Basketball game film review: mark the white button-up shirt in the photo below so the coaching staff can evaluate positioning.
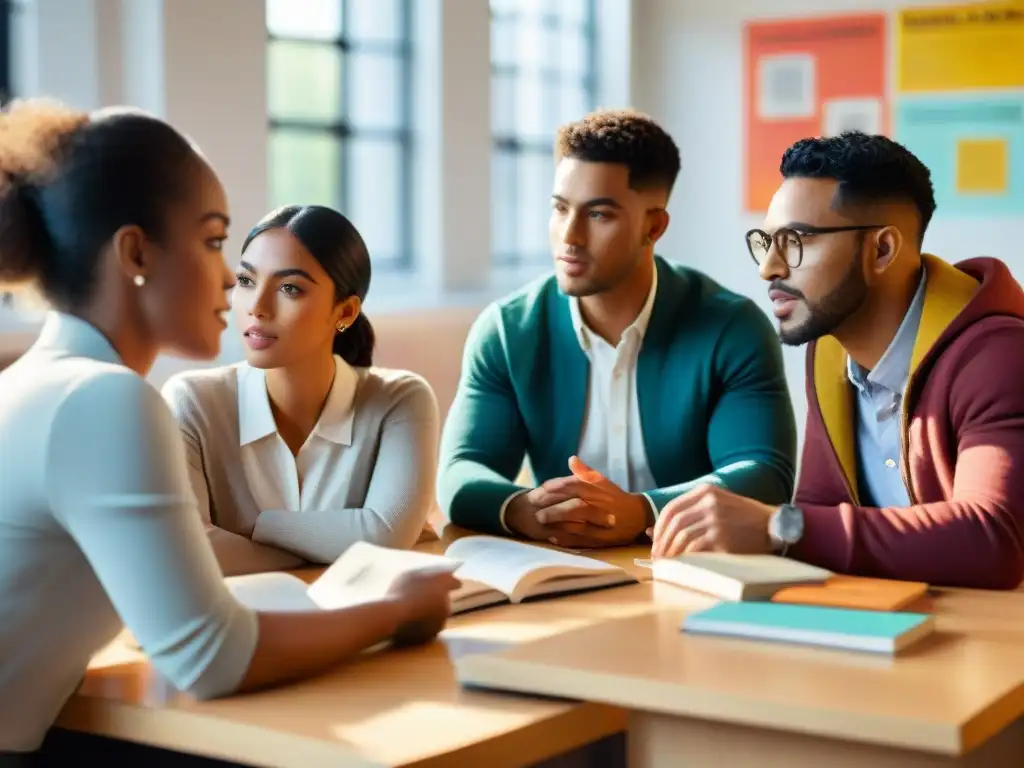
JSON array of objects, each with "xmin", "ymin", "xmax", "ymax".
[
  {"xmin": 239, "ymin": 358, "xmax": 360, "ymax": 513},
  {"xmin": 499, "ymin": 269, "xmax": 660, "ymax": 530},
  {"xmin": 570, "ymin": 268, "xmax": 659, "ymax": 494}
]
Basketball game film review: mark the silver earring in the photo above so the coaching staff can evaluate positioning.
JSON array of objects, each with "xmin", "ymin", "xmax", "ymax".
[
  {"xmin": 133, "ymin": 275, "xmax": 146, "ymax": 287},
  {"xmin": 336, "ymin": 322, "xmax": 348, "ymax": 333}
]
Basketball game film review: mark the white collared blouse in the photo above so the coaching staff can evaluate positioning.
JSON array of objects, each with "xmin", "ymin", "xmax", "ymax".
[{"xmin": 162, "ymin": 357, "xmax": 440, "ymax": 575}]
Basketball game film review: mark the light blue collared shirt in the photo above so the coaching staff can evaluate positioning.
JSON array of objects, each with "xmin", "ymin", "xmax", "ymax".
[
  {"xmin": 847, "ymin": 270, "xmax": 927, "ymax": 508},
  {"xmin": 0, "ymin": 312, "xmax": 258, "ymax": 751}
]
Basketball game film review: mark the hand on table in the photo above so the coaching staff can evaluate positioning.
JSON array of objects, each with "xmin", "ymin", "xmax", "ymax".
[
  {"xmin": 386, "ymin": 568, "xmax": 462, "ymax": 647},
  {"xmin": 648, "ymin": 483, "xmax": 775, "ymax": 559},
  {"xmin": 505, "ymin": 456, "xmax": 651, "ymax": 548}
]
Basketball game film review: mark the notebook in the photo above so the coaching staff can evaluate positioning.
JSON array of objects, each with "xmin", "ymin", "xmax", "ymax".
[
  {"xmin": 224, "ymin": 537, "xmax": 639, "ymax": 615},
  {"xmin": 682, "ymin": 601, "xmax": 935, "ymax": 654},
  {"xmin": 645, "ymin": 552, "xmax": 832, "ymax": 601},
  {"xmin": 771, "ymin": 575, "xmax": 929, "ymax": 612}
]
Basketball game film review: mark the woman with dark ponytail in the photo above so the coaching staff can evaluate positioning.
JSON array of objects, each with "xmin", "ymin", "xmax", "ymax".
[
  {"xmin": 0, "ymin": 103, "xmax": 458, "ymax": 762},
  {"xmin": 162, "ymin": 205, "xmax": 442, "ymax": 576}
]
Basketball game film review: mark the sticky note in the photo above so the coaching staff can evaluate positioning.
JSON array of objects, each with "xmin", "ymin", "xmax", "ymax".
[{"xmin": 956, "ymin": 138, "xmax": 1009, "ymax": 194}]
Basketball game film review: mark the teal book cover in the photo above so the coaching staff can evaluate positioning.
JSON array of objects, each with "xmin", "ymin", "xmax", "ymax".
[{"xmin": 683, "ymin": 601, "xmax": 934, "ymax": 653}]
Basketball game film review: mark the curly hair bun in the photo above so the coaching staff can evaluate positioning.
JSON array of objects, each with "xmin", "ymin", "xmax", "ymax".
[{"xmin": 0, "ymin": 98, "xmax": 88, "ymax": 287}]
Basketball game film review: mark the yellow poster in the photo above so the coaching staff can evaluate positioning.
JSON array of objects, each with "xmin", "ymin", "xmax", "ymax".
[{"xmin": 897, "ymin": 1, "xmax": 1024, "ymax": 92}]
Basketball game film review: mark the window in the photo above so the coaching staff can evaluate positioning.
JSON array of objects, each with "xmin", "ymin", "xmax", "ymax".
[
  {"xmin": 1, "ymin": 0, "xmax": 12, "ymax": 309},
  {"xmin": 0, "ymin": 0, "xmax": 10, "ymax": 102},
  {"xmin": 490, "ymin": 0, "xmax": 598, "ymax": 267},
  {"xmin": 266, "ymin": 0, "xmax": 414, "ymax": 271}
]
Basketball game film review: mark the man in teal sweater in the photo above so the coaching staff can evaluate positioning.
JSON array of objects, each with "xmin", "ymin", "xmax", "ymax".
[{"xmin": 438, "ymin": 109, "xmax": 797, "ymax": 548}]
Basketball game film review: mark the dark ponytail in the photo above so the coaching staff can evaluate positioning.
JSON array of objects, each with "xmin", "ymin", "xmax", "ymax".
[
  {"xmin": 333, "ymin": 311, "xmax": 375, "ymax": 367},
  {"xmin": 243, "ymin": 204, "xmax": 376, "ymax": 367}
]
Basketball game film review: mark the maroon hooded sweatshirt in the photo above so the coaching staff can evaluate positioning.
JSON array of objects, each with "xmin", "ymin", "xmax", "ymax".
[{"xmin": 792, "ymin": 254, "xmax": 1024, "ymax": 590}]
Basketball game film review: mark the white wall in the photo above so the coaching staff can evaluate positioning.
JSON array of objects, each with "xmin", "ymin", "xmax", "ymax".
[{"xmin": 631, "ymin": 0, "xmax": 1023, "ymax": 437}]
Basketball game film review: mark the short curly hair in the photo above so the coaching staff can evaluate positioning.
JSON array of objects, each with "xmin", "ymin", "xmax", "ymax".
[
  {"xmin": 555, "ymin": 109, "xmax": 681, "ymax": 194},
  {"xmin": 780, "ymin": 132, "xmax": 936, "ymax": 242}
]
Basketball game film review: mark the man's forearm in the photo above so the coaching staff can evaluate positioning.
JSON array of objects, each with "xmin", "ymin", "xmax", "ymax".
[
  {"xmin": 792, "ymin": 500, "xmax": 1024, "ymax": 590},
  {"xmin": 646, "ymin": 460, "xmax": 792, "ymax": 514}
]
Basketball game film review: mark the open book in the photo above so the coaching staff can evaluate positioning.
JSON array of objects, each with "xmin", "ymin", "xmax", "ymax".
[
  {"xmin": 224, "ymin": 536, "xmax": 638, "ymax": 615},
  {"xmin": 445, "ymin": 536, "xmax": 638, "ymax": 611}
]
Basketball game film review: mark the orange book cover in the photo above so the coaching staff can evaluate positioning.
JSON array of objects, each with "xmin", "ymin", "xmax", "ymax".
[{"xmin": 770, "ymin": 575, "xmax": 929, "ymax": 612}]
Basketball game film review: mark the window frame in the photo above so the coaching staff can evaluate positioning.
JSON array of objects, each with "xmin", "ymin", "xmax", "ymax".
[
  {"xmin": 1, "ymin": 0, "xmax": 12, "ymax": 309},
  {"xmin": 266, "ymin": 0, "xmax": 416, "ymax": 272},
  {"xmin": 0, "ymin": 0, "xmax": 9, "ymax": 101},
  {"xmin": 490, "ymin": 0, "xmax": 599, "ymax": 267}
]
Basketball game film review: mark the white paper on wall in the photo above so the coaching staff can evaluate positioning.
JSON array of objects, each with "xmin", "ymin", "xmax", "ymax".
[
  {"xmin": 757, "ymin": 52, "xmax": 816, "ymax": 121},
  {"xmin": 823, "ymin": 97, "xmax": 883, "ymax": 137}
]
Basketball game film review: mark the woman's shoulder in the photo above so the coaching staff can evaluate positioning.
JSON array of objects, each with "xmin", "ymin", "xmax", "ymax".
[
  {"xmin": 357, "ymin": 366, "xmax": 438, "ymax": 417},
  {"xmin": 160, "ymin": 363, "xmax": 245, "ymax": 419},
  {"xmin": 59, "ymin": 360, "xmax": 161, "ymax": 410},
  {"xmin": 48, "ymin": 362, "xmax": 176, "ymax": 442}
]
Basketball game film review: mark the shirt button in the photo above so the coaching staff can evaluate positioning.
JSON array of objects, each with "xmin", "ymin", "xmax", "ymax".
[
  {"xmin": 614, "ymin": 424, "xmax": 624, "ymax": 433},
  {"xmin": 884, "ymin": 458, "xmax": 897, "ymax": 469}
]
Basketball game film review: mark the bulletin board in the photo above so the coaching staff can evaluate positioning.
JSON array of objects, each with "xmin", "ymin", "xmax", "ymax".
[
  {"xmin": 894, "ymin": 2, "xmax": 1024, "ymax": 216},
  {"xmin": 742, "ymin": 13, "xmax": 888, "ymax": 212},
  {"xmin": 742, "ymin": 2, "xmax": 1024, "ymax": 215}
]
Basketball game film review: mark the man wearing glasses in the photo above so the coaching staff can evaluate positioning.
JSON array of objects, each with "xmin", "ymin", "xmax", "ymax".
[
  {"xmin": 438, "ymin": 109, "xmax": 797, "ymax": 549},
  {"xmin": 651, "ymin": 131, "xmax": 1024, "ymax": 590}
]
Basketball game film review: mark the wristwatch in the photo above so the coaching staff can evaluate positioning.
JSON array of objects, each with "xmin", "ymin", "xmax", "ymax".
[{"xmin": 768, "ymin": 503, "xmax": 804, "ymax": 555}]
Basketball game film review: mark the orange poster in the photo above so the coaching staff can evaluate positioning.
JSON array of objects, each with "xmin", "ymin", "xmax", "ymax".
[{"xmin": 744, "ymin": 14, "xmax": 888, "ymax": 212}]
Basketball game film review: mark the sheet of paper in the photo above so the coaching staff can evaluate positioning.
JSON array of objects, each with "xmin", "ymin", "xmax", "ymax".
[
  {"xmin": 225, "ymin": 572, "xmax": 318, "ymax": 612},
  {"xmin": 307, "ymin": 541, "xmax": 461, "ymax": 610}
]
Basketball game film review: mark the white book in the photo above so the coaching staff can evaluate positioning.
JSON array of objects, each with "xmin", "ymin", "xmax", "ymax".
[
  {"xmin": 647, "ymin": 552, "xmax": 832, "ymax": 601},
  {"xmin": 225, "ymin": 537, "xmax": 638, "ymax": 614}
]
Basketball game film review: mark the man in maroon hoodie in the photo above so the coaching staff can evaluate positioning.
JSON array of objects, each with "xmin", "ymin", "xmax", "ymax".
[{"xmin": 649, "ymin": 131, "xmax": 1024, "ymax": 589}]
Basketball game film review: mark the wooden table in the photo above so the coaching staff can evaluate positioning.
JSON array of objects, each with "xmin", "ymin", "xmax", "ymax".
[
  {"xmin": 455, "ymin": 581, "xmax": 1024, "ymax": 767},
  {"xmin": 57, "ymin": 536, "xmax": 654, "ymax": 768}
]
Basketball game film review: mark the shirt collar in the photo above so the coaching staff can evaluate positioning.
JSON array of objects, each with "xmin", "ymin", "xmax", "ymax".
[
  {"xmin": 847, "ymin": 268, "xmax": 928, "ymax": 395},
  {"xmin": 238, "ymin": 356, "xmax": 359, "ymax": 447},
  {"xmin": 34, "ymin": 311, "xmax": 124, "ymax": 366},
  {"xmin": 569, "ymin": 265, "xmax": 659, "ymax": 353}
]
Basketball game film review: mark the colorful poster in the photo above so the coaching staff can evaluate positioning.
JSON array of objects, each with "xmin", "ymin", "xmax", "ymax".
[
  {"xmin": 744, "ymin": 14, "xmax": 888, "ymax": 212},
  {"xmin": 895, "ymin": 95, "xmax": 1024, "ymax": 215},
  {"xmin": 894, "ymin": 1, "xmax": 1023, "ymax": 215},
  {"xmin": 896, "ymin": 2, "xmax": 1024, "ymax": 93}
]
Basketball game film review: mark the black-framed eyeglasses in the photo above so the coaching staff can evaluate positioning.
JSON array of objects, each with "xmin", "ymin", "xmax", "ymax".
[{"xmin": 745, "ymin": 224, "xmax": 885, "ymax": 268}]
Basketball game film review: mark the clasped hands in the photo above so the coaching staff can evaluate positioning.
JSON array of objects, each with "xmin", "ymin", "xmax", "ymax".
[
  {"xmin": 504, "ymin": 456, "xmax": 651, "ymax": 548},
  {"xmin": 506, "ymin": 457, "xmax": 777, "ymax": 557}
]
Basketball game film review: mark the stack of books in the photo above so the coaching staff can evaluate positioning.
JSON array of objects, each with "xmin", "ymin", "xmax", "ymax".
[{"xmin": 644, "ymin": 553, "xmax": 934, "ymax": 655}]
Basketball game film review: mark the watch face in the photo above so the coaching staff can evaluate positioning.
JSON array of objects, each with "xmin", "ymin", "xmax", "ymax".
[{"xmin": 779, "ymin": 505, "xmax": 803, "ymax": 543}]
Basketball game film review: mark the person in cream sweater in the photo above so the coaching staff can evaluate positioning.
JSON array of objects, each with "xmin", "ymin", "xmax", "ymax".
[{"xmin": 163, "ymin": 205, "xmax": 441, "ymax": 576}]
